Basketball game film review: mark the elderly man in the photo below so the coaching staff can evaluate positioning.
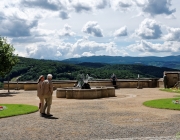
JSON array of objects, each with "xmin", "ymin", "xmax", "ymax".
[{"xmin": 42, "ymin": 74, "xmax": 53, "ymax": 117}]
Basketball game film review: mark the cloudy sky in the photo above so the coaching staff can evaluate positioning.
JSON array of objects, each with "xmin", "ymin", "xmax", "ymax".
[{"xmin": 1, "ymin": 0, "xmax": 180, "ymax": 60}]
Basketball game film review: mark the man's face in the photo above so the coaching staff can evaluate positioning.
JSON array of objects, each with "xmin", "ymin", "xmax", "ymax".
[{"xmin": 48, "ymin": 77, "xmax": 52, "ymax": 80}]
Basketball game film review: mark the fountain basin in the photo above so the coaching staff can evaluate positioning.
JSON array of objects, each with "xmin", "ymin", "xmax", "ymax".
[{"xmin": 56, "ymin": 87, "xmax": 115, "ymax": 99}]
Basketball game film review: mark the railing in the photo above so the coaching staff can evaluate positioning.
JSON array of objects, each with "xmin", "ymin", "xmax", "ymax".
[{"xmin": 2, "ymin": 78, "xmax": 160, "ymax": 90}]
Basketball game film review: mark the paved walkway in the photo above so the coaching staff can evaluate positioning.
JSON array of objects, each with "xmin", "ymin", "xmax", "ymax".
[{"xmin": 0, "ymin": 88, "xmax": 180, "ymax": 140}]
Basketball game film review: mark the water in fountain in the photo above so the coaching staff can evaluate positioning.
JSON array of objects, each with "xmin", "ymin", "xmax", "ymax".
[{"xmin": 76, "ymin": 74, "xmax": 94, "ymax": 89}]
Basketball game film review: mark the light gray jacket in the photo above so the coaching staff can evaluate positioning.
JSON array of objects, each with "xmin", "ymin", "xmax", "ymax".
[{"xmin": 42, "ymin": 79, "xmax": 53, "ymax": 97}]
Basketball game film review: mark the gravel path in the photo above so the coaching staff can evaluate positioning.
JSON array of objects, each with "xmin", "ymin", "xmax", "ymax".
[{"xmin": 0, "ymin": 88, "xmax": 180, "ymax": 140}]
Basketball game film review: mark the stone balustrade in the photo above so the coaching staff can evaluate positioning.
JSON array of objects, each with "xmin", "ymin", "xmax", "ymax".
[{"xmin": 3, "ymin": 78, "xmax": 160, "ymax": 90}]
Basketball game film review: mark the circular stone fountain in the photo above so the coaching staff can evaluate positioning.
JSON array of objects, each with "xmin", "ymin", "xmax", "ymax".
[
  {"xmin": 56, "ymin": 74, "xmax": 115, "ymax": 99},
  {"xmin": 56, "ymin": 86, "xmax": 115, "ymax": 99}
]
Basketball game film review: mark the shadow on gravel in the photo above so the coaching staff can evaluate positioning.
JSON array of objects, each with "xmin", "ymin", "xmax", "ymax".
[
  {"xmin": 73, "ymin": 96, "xmax": 118, "ymax": 101},
  {"xmin": 43, "ymin": 116, "xmax": 59, "ymax": 119},
  {"xmin": 0, "ymin": 92, "xmax": 20, "ymax": 97}
]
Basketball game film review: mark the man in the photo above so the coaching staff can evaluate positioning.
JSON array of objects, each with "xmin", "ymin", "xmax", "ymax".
[
  {"xmin": 111, "ymin": 73, "xmax": 117, "ymax": 86},
  {"xmin": 42, "ymin": 74, "xmax": 53, "ymax": 117},
  {"xmin": 163, "ymin": 73, "xmax": 168, "ymax": 88}
]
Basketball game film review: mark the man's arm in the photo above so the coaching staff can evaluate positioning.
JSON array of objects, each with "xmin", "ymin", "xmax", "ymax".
[{"xmin": 50, "ymin": 81, "xmax": 53, "ymax": 95}]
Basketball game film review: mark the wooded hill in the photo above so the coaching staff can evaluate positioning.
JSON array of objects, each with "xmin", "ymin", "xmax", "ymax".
[
  {"xmin": 0, "ymin": 56, "xmax": 179, "ymax": 87},
  {"xmin": 62, "ymin": 55, "xmax": 180, "ymax": 69}
]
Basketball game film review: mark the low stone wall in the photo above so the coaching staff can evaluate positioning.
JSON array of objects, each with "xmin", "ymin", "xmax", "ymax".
[
  {"xmin": 53, "ymin": 81, "xmax": 75, "ymax": 88},
  {"xmin": 56, "ymin": 87, "xmax": 115, "ymax": 99},
  {"xmin": 158, "ymin": 78, "xmax": 164, "ymax": 88},
  {"xmin": 3, "ymin": 82, "xmax": 24, "ymax": 90},
  {"xmin": 116, "ymin": 79, "xmax": 157, "ymax": 88},
  {"xmin": 3, "ymin": 78, "xmax": 160, "ymax": 90},
  {"xmin": 24, "ymin": 82, "xmax": 37, "ymax": 90}
]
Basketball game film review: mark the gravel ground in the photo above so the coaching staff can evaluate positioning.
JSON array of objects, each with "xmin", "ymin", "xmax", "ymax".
[{"xmin": 0, "ymin": 88, "xmax": 180, "ymax": 140}]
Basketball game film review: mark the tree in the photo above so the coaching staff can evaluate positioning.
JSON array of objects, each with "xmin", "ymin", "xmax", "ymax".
[{"xmin": 0, "ymin": 36, "xmax": 18, "ymax": 92}]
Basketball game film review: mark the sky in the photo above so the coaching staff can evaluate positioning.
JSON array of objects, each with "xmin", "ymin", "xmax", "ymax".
[{"xmin": 0, "ymin": 0, "xmax": 180, "ymax": 60}]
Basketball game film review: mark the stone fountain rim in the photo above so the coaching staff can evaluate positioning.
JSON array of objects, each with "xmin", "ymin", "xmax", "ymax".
[{"xmin": 56, "ymin": 86, "xmax": 115, "ymax": 91}]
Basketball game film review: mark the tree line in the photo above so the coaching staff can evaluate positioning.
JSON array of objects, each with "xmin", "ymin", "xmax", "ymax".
[{"xmin": 0, "ymin": 56, "xmax": 178, "ymax": 86}]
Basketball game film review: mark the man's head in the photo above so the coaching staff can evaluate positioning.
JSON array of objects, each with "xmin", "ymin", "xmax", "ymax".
[{"xmin": 47, "ymin": 74, "xmax": 53, "ymax": 80}]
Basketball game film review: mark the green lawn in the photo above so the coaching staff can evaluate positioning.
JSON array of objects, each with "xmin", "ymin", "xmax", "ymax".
[
  {"xmin": 143, "ymin": 98, "xmax": 180, "ymax": 110},
  {"xmin": 160, "ymin": 88, "xmax": 180, "ymax": 93},
  {"xmin": 0, "ymin": 104, "xmax": 38, "ymax": 118}
]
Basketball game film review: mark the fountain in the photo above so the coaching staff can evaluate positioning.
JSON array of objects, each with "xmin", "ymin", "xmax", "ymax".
[
  {"xmin": 56, "ymin": 74, "xmax": 115, "ymax": 99},
  {"xmin": 76, "ymin": 74, "xmax": 92, "ymax": 89}
]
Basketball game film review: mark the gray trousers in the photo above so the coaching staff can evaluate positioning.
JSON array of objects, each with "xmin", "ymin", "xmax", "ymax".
[{"xmin": 43, "ymin": 95, "xmax": 52, "ymax": 114}]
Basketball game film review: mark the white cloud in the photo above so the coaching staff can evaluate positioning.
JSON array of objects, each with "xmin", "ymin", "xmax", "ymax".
[
  {"xmin": 105, "ymin": 42, "xmax": 128, "ymax": 56},
  {"xmin": 135, "ymin": 18, "xmax": 162, "ymax": 39},
  {"xmin": 95, "ymin": 0, "xmax": 108, "ymax": 9},
  {"xmin": 72, "ymin": 38, "xmax": 128, "ymax": 56},
  {"xmin": 21, "ymin": 0, "xmax": 63, "ymax": 11},
  {"xmin": 58, "ymin": 24, "xmax": 76, "ymax": 37},
  {"xmin": 82, "ymin": 52, "xmax": 95, "ymax": 57},
  {"xmin": 71, "ymin": 0, "xmax": 93, "ymax": 13},
  {"xmin": 59, "ymin": 11, "xmax": 70, "ymax": 19},
  {"xmin": 110, "ymin": 0, "xmax": 133, "ymax": 11},
  {"xmin": 164, "ymin": 27, "xmax": 180, "ymax": 42},
  {"xmin": 55, "ymin": 51, "xmax": 62, "ymax": 57},
  {"xmin": 127, "ymin": 40, "xmax": 180, "ymax": 53},
  {"xmin": 25, "ymin": 44, "xmax": 39, "ymax": 57},
  {"xmin": 24, "ymin": 42, "xmax": 67, "ymax": 60},
  {"xmin": 138, "ymin": 52, "xmax": 153, "ymax": 56},
  {"xmin": 133, "ymin": 0, "xmax": 147, "ymax": 7},
  {"xmin": 73, "ymin": 38, "xmax": 107, "ymax": 55},
  {"xmin": 0, "ymin": 0, "xmax": 180, "ymax": 59},
  {"xmin": 11, "ymin": 37, "xmax": 46, "ymax": 43},
  {"xmin": 114, "ymin": 26, "xmax": 127, "ymax": 37},
  {"xmin": 25, "ymin": 38, "xmax": 127, "ymax": 60},
  {"xmin": 82, "ymin": 21, "xmax": 103, "ymax": 37},
  {"xmin": 141, "ymin": 0, "xmax": 176, "ymax": 16},
  {"xmin": 69, "ymin": 0, "xmax": 108, "ymax": 12},
  {"xmin": 0, "ymin": 16, "xmax": 38, "ymax": 37},
  {"xmin": 32, "ymin": 28, "xmax": 54, "ymax": 36}
]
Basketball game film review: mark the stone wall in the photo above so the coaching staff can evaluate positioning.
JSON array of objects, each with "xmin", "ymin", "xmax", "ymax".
[
  {"xmin": 163, "ymin": 71, "xmax": 180, "ymax": 88},
  {"xmin": 3, "ymin": 82, "xmax": 24, "ymax": 90},
  {"xmin": 3, "ymin": 78, "xmax": 160, "ymax": 90},
  {"xmin": 158, "ymin": 78, "xmax": 164, "ymax": 88},
  {"xmin": 3, "ymin": 71, "xmax": 180, "ymax": 90}
]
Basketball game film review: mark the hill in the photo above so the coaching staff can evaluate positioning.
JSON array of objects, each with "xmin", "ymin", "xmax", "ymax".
[
  {"xmin": 62, "ymin": 55, "xmax": 180, "ymax": 69},
  {"xmin": 0, "ymin": 56, "xmax": 179, "ymax": 88}
]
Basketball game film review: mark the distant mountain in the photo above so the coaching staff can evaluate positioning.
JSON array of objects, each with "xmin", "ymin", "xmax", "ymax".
[
  {"xmin": 62, "ymin": 55, "xmax": 180, "ymax": 69},
  {"xmin": 77, "ymin": 62, "xmax": 107, "ymax": 68},
  {"xmin": 0, "ymin": 56, "xmax": 178, "ymax": 85}
]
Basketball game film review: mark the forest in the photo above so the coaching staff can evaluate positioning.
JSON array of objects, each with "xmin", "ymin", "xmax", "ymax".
[
  {"xmin": 63, "ymin": 55, "xmax": 180, "ymax": 69},
  {"xmin": 0, "ymin": 56, "xmax": 178, "ymax": 88}
]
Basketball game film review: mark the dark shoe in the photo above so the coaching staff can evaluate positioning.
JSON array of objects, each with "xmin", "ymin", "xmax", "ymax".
[
  {"xmin": 40, "ymin": 113, "xmax": 46, "ymax": 117},
  {"xmin": 46, "ymin": 114, "xmax": 53, "ymax": 117}
]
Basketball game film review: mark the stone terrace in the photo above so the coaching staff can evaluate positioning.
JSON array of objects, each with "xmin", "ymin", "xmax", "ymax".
[{"xmin": 0, "ymin": 88, "xmax": 180, "ymax": 140}]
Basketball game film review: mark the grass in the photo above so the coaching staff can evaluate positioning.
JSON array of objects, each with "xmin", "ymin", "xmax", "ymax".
[
  {"xmin": 0, "ymin": 104, "xmax": 38, "ymax": 118},
  {"xmin": 160, "ymin": 88, "xmax": 180, "ymax": 93},
  {"xmin": 143, "ymin": 98, "xmax": 180, "ymax": 110}
]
